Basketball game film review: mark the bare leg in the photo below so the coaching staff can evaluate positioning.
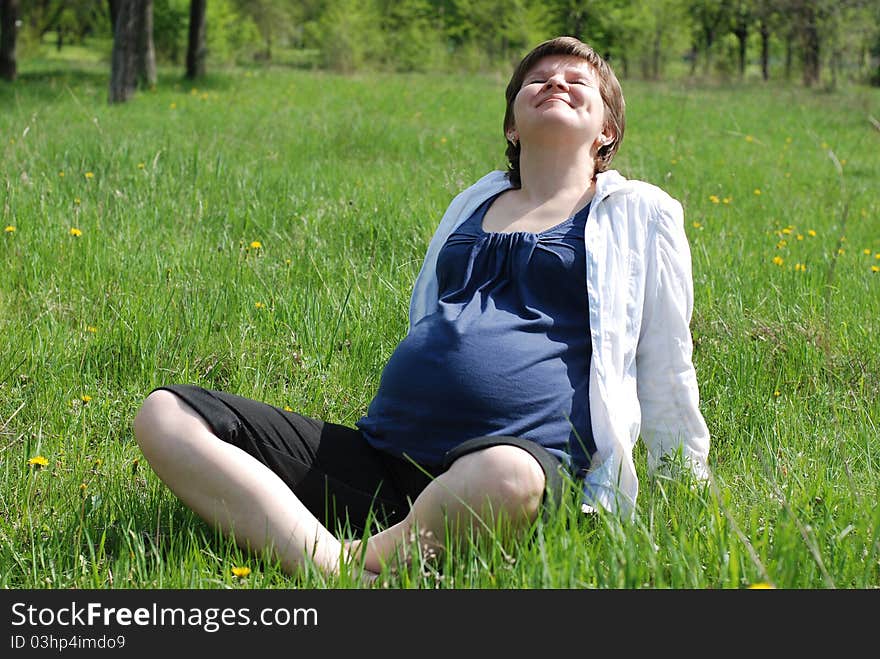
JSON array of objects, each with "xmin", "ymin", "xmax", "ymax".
[
  {"xmin": 347, "ymin": 445, "xmax": 546, "ymax": 574},
  {"xmin": 133, "ymin": 390, "xmax": 356, "ymax": 576}
]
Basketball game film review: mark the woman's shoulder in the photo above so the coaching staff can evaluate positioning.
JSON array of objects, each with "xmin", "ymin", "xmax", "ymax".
[
  {"xmin": 599, "ymin": 171, "xmax": 683, "ymax": 225},
  {"xmin": 599, "ymin": 170, "xmax": 678, "ymax": 206}
]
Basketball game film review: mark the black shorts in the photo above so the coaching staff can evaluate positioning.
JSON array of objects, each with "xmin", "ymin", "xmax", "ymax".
[{"xmin": 154, "ymin": 384, "xmax": 566, "ymax": 536}]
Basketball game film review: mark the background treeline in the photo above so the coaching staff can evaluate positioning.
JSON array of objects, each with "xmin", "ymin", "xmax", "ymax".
[{"xmin": 2, "ymin": 0, "xmax": 880, "ymax": 90}]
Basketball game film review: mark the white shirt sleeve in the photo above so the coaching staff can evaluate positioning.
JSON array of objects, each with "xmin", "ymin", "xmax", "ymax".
[{"xmin": 635, "ymin": 195, "xmax": 711, "ymax": 480}]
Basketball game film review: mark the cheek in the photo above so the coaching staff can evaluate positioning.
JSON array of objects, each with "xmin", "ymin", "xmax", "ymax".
[{"xmin": 511, "ymin": 89, "xmax": 534, "ymax": 124}]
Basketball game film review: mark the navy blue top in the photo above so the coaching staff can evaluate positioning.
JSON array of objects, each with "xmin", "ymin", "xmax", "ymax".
[{"xmin": 357, "ymin": 192, "xmax": 595, "ymax": 474}]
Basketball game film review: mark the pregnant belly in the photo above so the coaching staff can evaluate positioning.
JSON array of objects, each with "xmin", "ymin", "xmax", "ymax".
[{"xmin": 374, "ymin": 313, "xmax": 572, "ymax": 422}]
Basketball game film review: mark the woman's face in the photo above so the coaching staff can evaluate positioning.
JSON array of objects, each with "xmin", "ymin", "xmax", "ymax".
[{"xmin": 510, "ymin": 55, "xmax": 608, "ymax": 150}]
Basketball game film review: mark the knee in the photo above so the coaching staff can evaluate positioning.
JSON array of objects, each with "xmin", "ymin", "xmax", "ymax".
[
  {"xmin": 132, "ymin": 389, "xmax": 181, "ymax": 453},
  {"xmin": 454, "ymin": 445, "xmax": 546, "ymax": 519}
]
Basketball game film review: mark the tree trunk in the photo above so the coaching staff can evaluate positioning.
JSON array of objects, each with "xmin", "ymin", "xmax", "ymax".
[
  {"xmin": 802, "ymin": 11, "xmax": 820, "ymax": 87},
  {"xmin": 760, "ymin": 21, "xmax": 770, "ymax": 81},
  {"xmin": 139, "ymin": 0, "xmax": 156, "ymax": 86},
  {"xmin": 108, "ymin": 0, "xmax": 121, "ymax": 36},
  {"xmin": 734, "ymin": 27, "xmax": 748, "ymax": 77},
  {"xmin": 784, "ymin": 31, "xmax": 793, "ymax": 80},
  {"xmin": 0, "ymin": 0, "xmax": 19, "ymax": 82},
  {"xmin": 702, "ymin": 27, "xmax": 715, "ymax": 75},
  {"xmin": 186, "ymin": 0, "xmax": 207, "ymax": 79},
  {"xmin": 109, "ymin": 0, "xmax": 156, "ymax": 103}
]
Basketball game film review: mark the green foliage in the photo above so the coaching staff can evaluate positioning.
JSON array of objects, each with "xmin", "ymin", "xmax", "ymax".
[
  {"xmin": 304, "ymin": 0, "xmax": 385, "ymax": 72},
  {"xmin": 1, "ymin": 62, "xmax": 878, "ymax": 588},
  {"xmin": 7, "ymin": 0, "xmax": 880, "ymax": 83},
  {"xmin": 206, "ymin": 0, "xmax": 262, "ymax": 64},
  {"xmin": 152, "ymin": 0, "xmax": 190, "ymax": 65},
  {"xmin": 376, "ymin": 0, "xmax": 449, "ymax": 73}
]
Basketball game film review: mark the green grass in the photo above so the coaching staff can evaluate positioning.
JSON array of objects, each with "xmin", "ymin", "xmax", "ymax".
[{"xmin": 1, "ymin": 62, "xmax": 879, "ymax": 589}]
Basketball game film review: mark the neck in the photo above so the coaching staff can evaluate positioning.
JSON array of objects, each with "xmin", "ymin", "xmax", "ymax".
[{"xmin": 517, "ymin": 143, "xmax": 597, "ymax": 205}]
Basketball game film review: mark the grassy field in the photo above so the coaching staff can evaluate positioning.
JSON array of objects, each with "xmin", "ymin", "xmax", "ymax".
[{"xmin": 1, "ymin": 60, "xmax": 878, "ymax": 589}]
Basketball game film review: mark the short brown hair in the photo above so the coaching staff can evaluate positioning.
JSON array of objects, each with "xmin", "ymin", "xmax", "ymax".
[{"xmin": 503, "ymin": 36, "xmax": 626, "ymax": 188}]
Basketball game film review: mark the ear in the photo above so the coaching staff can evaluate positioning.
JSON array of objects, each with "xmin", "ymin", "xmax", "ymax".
[{"xmin": 506, "ymin": 129, "xmax": 519, "ymax": 146}]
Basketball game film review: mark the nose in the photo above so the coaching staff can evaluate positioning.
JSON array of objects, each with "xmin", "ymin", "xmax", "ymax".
[{"xmin": 544, "ymin": 74, "xmax": 569, "ymax": 90}]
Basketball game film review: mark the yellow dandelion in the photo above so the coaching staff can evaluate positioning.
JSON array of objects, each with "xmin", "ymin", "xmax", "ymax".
[
  {"xmin": 285, "ymin": 259, "xmax": 292, "ymax": 266},
  {"xmin": 138, "ymin": 163, "xmax": 145, "ymax": 169},
  {"xmin": 745, "ymin": 135, "xmax": 754, "ymax": 142},
  {"xmin": 781, "ymin": 228, "xmax": 792, "ymax": 235},
  {"xmin": 875, "ymin": 254, "xmax": 880, "ymax": 260},
  {"xmin": 807, "ymin": 230, "xmax": 816, "ymax": 237},
  {"xmin": 59, "ymin": 171, "xmax": 65, "ymax": 178},
  {"xmin": 753, "ymin": 188, "xmax": 762, "ymax": 196},
  {"xmin": 692, "ymin": 221, "xmax": 702, "ymax": 229},
  {"xmin": 772, "ymin": 256, "xmax": 784, "ymax": 266},
  {"xmin": 86, "ymin": 325, "xmax": 97, "ymax": 333},
  {"xmin": 169, "ymin": 102, "xmax": 177, "ymax": 110},
  {"xmin": 864, "ymin": 249, "xmax": 872, "ymax": 255},
  {"xmin": 250, "ymin": 240, "xmax": 262, "ymax": 249},
  {"xmin": 748, "ymin": 582, "xmax": 776, "ymax": 589},
  {"xmin": 708, "ymin": 194, "xmax": 720, "ymax": 204},
  {"xmin": 254, "ymin": 302, "xmax": 265, "ymax": 309},
  {"xmin": 785, "ymin": 137, "xmax": 792, "ymax": 143},
  {"xmin": 722, "ymin": 197, "xmax": 732, "ymax": 204},
  {"xmin": 231, "ymin": 566, "xmax": 251, "ymax": 578},
  {"xmin": 670, "ymin": 159, "xmax": 678, "ymax": 165},
  {"xmin": 79, "ymin": 483, "xmax": 88, "ymax": 495},
  {"xmin": 821, "ymin": 142, "xmax": 829, "ymax": 149},
  {"xmin": 74, "ymin": 197, "xmax": 81, "ymax": 205},
  {"xmin": 69, "ymin": 227, "xmax": 82, "ymax": 237},
  {"xmin": 4, "ymin": 225, "xmax": 15, "ymax": 233},
  {"xmin": 93, "ymin": 458, "xmax": 102, "ymax": 467},
  {"xmin": 796, "ymin": 234, "xmax": 804, "ymax": 241},
  {"xmin": 283, "ymin": 406, "xmax": 293, "ymax": 412},
  {"xmin": 838, "ymin": 248, "xmax": 845, "ymax": 255},
  {"xmin": 81, "ymin": 395, "xmax": 92, "ymax": 403},
  {"xmin": 776, "ymin": 240, "xmax": 787, "ymax": 249},
  {"xmin": 28, "ymin": 455, "xmax": 49, "ymax": 468},
  {"xmin": 84, "ymin": 172, "xmax": 94, "ymax": 180},
  {"xmin": 773, "ymin": 390, "xmax": 781, "ymax": 398},
  {"xmin": 872, "ymin": 266, "xmax": 880, "ymax": 273},
  {"xmin": 795, "ymin": 263, "xmax": 806, "ymax": 272}
]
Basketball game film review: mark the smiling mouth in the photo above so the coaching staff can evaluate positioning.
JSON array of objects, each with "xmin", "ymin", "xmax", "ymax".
[{"xmin": 539, "ymin": 97, "xmax": 571, "ymax": 107}]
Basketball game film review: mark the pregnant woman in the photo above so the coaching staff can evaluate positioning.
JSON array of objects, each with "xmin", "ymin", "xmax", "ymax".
[{"xmin": 132, "ymin": 36, "xmax": 711, "ymax": 579}]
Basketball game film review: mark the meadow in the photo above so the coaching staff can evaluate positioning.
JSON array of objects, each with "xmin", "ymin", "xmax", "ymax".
[{"xmin": 1, "ymin": 61, "xmax": 878, "ymax": 589}]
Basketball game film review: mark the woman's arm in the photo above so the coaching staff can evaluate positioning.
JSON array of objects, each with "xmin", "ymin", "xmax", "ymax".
[{"xmin": 635, "ymin": 195, "xmax": 711, "ymax": 480}]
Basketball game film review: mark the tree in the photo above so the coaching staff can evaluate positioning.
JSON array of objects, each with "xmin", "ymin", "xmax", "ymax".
[
  {"xmin": 233, "ymin": 0, "xmax": 295, "ymax": 61},
  {"xmin": 730, "ymin": 0, "xmax": 754, "ymax": 78},
  {"xmin": 109, "ymin": 0, "xmax": 156, "ymax": 103},
  {"xmin": 0, "ymin": 0, "xmax": 19, "ymax": 81},
  {"xmin": 186, "ymin": 0, "xmax": 207, "ymax": 78},
  {"xmin": 686, "ymin": 0, "xmax": 730, "ymax": 76},
  {"xmin": 108, "ymin": 0, "xmax": 120, "ymax": 34}
]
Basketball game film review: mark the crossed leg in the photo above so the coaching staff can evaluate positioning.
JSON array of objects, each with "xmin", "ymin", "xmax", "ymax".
[{"xmin": 133, "ymin": 389, "xmax": 546, "ymax": 579}]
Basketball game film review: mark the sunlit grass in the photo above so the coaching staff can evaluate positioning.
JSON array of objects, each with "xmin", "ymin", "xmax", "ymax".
[{"xmin": 1, "ymin": 64, "xmax": 878, "ymax": 589}]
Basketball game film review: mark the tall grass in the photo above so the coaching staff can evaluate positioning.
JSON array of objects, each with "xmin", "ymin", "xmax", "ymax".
[{"xmin": 1, "ymin": 62, "xmax": 878, "ymax": 589}]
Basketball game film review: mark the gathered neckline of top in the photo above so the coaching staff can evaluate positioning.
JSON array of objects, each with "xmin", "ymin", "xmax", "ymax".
[{"xmin": 472, "ymin": 192, "xmax": 591, "ymax": 237}]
